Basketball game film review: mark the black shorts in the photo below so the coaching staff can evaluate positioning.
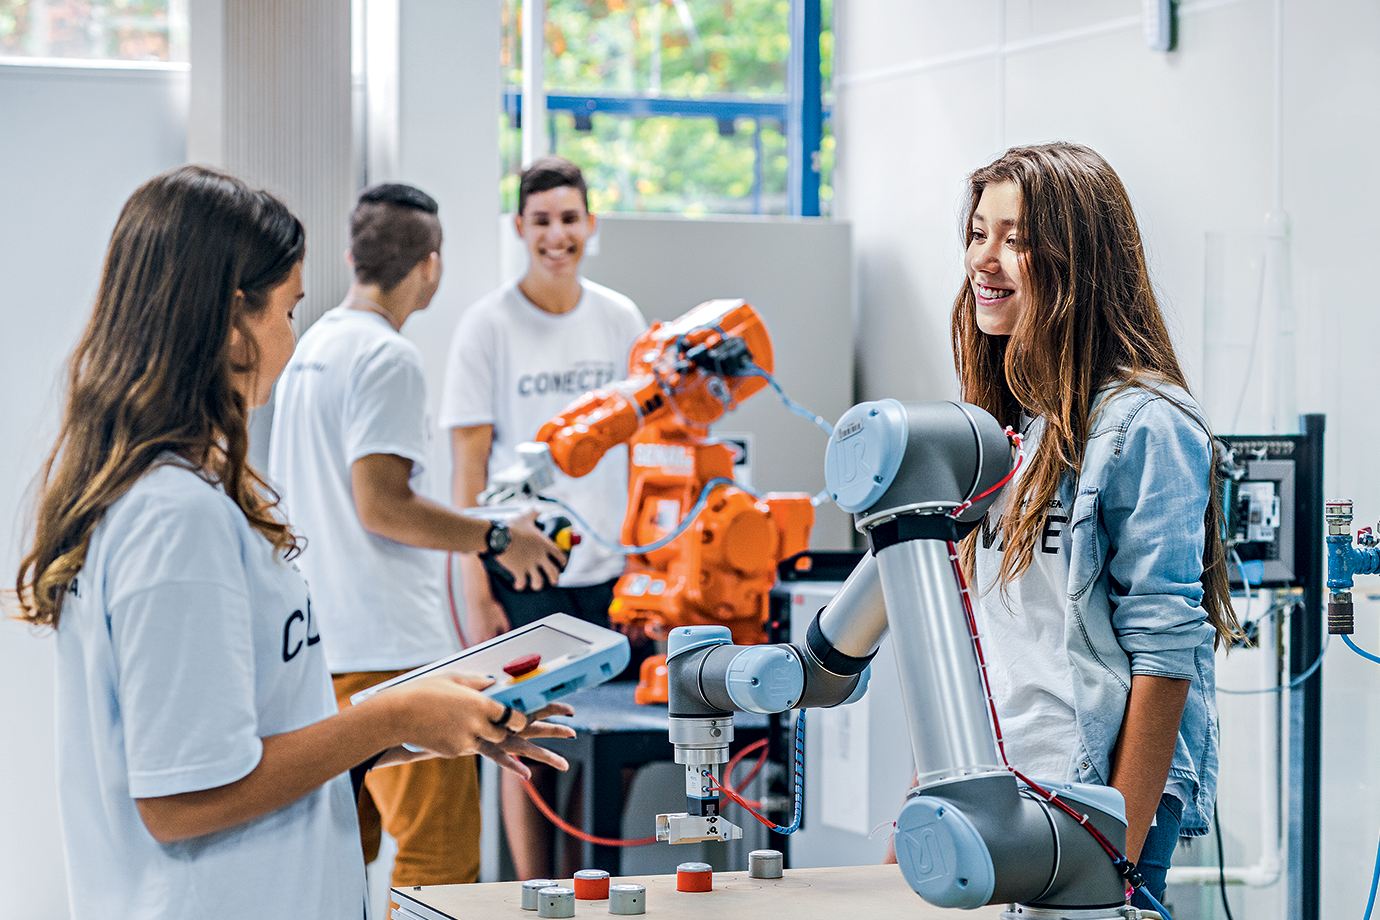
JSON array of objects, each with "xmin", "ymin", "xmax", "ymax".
[{"xmin": 486, "ymin": 573, "xmax": 618, "ymax": 630}]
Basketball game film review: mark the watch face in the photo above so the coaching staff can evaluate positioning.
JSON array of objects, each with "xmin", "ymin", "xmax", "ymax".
[{"xmin": 488, "ymin": 522, "xmax": 512, "ymax": 554}]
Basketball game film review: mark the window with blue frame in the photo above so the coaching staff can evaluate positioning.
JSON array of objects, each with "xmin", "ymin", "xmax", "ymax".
[{"xmin": 500, "ymin": 0, "xmax": 832, "ymax": 217}]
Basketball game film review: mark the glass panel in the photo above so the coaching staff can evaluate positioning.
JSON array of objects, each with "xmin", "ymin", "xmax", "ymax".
[
  {"xmin": 501, "ymin": 0, "xmax": 832, "ymax": 217},
  {"xmin": 0, "ymin": 0, "xmax": 188, "ymax": 64},
  {"xmin": 510, "ymin": 0, "xmax": 788, "ymax": 97}
]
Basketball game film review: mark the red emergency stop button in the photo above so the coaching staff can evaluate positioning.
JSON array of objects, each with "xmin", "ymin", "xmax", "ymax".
[{"xmin": 503, "ymin": 654, "xmax": 542, "ymax": 679}]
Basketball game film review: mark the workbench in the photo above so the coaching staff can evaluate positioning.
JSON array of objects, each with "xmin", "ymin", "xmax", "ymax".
[{"xmin": 391, "ymin": 864, "xmax": 1008, "ymax": 920}]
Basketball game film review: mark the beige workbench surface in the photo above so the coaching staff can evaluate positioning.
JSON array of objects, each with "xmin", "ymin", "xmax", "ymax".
[{"xmin": 391, "ymin": 864, "xmax": 1009, "ymax": 919}]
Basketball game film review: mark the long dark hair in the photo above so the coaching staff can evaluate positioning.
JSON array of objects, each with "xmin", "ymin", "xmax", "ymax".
[
  {"xmin": 17, "ymin": 166, "xmax": 305, "ymax": 627},
  {"xmin": 951, "ymin": 142, "xmax": 1238, "ymax": 649}
]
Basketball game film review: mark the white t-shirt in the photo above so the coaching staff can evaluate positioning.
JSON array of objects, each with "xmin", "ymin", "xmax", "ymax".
[
  {"xmin": 268, "ymin": 305, "xmax": 458, "ymax": 673},
  {"xmin": 972, "ymin": 416, "xmax": 1080, "ymax": 781},
  {"xmin": 55, "ymin": 462, "xmax": 364, "ymax": 920},
  {"xmin": 439, "ymin": 278, "xmax": 647, "ymax": 587}
]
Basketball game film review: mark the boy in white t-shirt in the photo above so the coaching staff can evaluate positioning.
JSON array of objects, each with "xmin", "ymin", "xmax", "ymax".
[
  {"xmin": 441, "ymin": 157, "xmax": 647, "ymax": 879},
  {"xmin": 269, "ymin": 184, "xmax": 567, "ymax": 889}
]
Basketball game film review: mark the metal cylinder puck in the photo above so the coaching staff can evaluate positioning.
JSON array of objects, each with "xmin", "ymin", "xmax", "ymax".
[
  {"xmin": 537, "ymin": 886, "xmax": 575, "ymax": 919},
  {"xmin": 521, "ymin": 879, "xmax": 557, "ymax": 910},
  {"xmin": 608, "ymin": 883, "xmax": 646, "ymax": 915},
  {"xmin": 573, "ymin": 868, "xmax": 611, "ymax": 900},
  {"xmin": 748, "ymin": 849, "xmax": 784, "ymax": 879},
  {"xmin": 676, "ymin": 861, "xmax": 714, "ymax": 892}
]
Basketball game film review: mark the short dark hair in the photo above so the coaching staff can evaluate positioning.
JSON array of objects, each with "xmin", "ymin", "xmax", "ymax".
[
  {"xmin": 350, "ymin": 183, "xmax": 442, "ymax": 291},
  {"xmin": 518, "ymin": 156, "xmax": 589, "ymax": 216}
]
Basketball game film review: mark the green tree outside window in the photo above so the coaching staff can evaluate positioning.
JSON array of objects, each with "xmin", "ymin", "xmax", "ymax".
[{"xmin": 501, "ymin": 0, "xmax": 833, "ymax": 217}]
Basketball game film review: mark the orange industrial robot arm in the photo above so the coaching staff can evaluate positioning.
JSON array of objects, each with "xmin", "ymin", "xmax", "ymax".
[
  {"xmin": 535, "ymin": 299, "xmax": 774, "ymax": 477},
  {"xmin": 534, "ymin": 300, "xmax": 814, "ymax": 700}
]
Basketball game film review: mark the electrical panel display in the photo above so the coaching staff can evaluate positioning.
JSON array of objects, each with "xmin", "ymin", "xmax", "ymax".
[
  {"xmin": 1235, "ymin": 481, "xmax": 1281, "ymax": 544},
  {"xmin": 1218, "ymin": 439, "xmax": 1297, "ymax": 588}
]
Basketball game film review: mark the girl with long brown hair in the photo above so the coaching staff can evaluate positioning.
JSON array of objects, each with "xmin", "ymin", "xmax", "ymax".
[
  {"xmin": 952, "ymin": 142, "xmax": 1237, "ymax": 909},
  {"xmin": 15, "ymin": 166, "xmax": 572, "ymax": 920}
]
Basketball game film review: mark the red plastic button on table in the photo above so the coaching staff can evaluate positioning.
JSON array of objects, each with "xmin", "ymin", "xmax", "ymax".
[
  {"xmin": 676, "ymin": 862, "xmax": 713, "ymax": 892},
  {"xmin": 573, "ymin": 869, "xmax": 610, "ymax": 900}
]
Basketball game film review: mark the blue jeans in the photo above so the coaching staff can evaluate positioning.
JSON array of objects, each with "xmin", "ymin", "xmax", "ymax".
[{"xmin": 1130, "ymin": 794, "xmax": 1183, "ymax": 910}]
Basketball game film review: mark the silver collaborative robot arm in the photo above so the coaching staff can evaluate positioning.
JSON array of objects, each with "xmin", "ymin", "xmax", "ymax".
[
  {"xmin": 653, "ymin": 553, "xmax": 885, "ymax": 846},
  {"xmin": 657, "ymin": 400, "xmax": 1135, "ymax": 918}
]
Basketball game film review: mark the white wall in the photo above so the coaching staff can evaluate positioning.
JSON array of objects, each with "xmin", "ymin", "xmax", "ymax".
[
  {"xmin": 393, "ymin": 0, "xmax": 502, "ymax": 502},
  {"xmin": 0, "ymin": 61, "xmax": 190, "ymax": 920},
  {"xmin": 574, "ymin": 214, "xmax": 856, "ymax": 552},
  {"xmin": 833, "ymin": 1, "xmax": 1379, "ymax": 917}
]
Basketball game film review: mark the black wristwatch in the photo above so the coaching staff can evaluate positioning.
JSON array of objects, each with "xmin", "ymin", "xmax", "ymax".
[{"xmin": 480, "ymin": 521, "xmax": 512, "ymax": 558}]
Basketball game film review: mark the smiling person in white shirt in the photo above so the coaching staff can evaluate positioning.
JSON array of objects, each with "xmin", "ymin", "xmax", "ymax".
[{"xmin": 442, "ymin": 156, "xmax": 648, "ymax": 880}]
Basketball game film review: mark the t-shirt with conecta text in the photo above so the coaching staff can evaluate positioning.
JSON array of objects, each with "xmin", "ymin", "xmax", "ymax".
[{"xmin": 440, "ymin": 278, "xmax": 647, "ymax": 587}]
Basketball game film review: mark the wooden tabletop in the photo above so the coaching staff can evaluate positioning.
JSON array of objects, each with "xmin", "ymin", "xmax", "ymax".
[{"xmin": 392, "ymin": 864, "xmax": 1009, "ymax": 920}]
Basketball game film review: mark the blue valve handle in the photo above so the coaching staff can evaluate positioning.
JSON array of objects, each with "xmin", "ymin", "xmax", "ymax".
[{"xmin": 1327, "ymin": 533, "xmax": 1380, "ymax": 592}]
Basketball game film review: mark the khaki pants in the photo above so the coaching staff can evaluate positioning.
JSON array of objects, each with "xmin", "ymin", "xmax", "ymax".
[{"xmin": 333, "ymin": 670, "xmax": 481, "ymax": 887}]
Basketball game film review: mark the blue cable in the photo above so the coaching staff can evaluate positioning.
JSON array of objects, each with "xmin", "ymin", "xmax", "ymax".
[
  {"xmin": 1217, "ymin": 602, "xmax": 1329, "ymax": 696},
  {"xmin": 1327, "ymin": 631, "xmax": 1380, "ymax": 918},
  {"xmin": 745, "ymin": 364, "xmax": 836, "ymax": 438},
  {"xmin": 537, "ymin": 359, "xmax": 837, "ymax": 550},
  {"xmin": 744, "ymin": 363, "xmax": 834, "ymax": 505},
  {"xmin": 769, "ymin": 709, "xmax": 806, "ymax": 834},
  {"xmin": 539, "ymin": 476, "xmax": 744, "ymax": 556},
  {"xmin": 1365, "ymin": 827, "xmax": 1380, "ymax": 920},
  {"xmin": 1344, "ymin": 634, "xmax": 1380, "ymax": 666},
  {"xmin": 1136, "ymin": 885, "xmax": 1176, "ymax": 920},
  {"xmin": 1217, "ymin": 633, "xmax": 1328, "ymax": 695}
]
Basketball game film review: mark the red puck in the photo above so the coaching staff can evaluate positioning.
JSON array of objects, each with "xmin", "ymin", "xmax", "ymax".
[
  {"xmin": 573, "ymin": 869, "xmax": 609, "ymax": 900},
  {"xmin": 503, "ymin": 654, "xmax": 542, "ymax": 678},
  {"xmin": 676, "ymin": 862, "xmax": 713, "ymax": 892}
]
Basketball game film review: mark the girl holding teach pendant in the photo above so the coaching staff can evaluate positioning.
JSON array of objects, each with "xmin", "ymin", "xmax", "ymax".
[
  {"xmin": 891, "ymin": 142, "xmax": 1239, "ymax": 910},
  {"xmin": 15, "ymin": 166, "xmax": 573, "ymax": 920}
]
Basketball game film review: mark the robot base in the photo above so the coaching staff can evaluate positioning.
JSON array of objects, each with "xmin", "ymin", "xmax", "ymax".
[{"xmin": 893, "ymin": 775, "xmax": 1129, "ymax": 911}]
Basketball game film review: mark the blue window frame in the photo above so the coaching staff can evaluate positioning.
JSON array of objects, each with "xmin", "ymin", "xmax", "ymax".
[{"xmin": 502, "ymin": 0, "xmax": 830, "ymax": 218}]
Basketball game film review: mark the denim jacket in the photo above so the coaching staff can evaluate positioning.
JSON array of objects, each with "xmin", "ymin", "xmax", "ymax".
[{"xmin": 1059, "ymin": 382, "xmax": 1218, "ymax": 837}]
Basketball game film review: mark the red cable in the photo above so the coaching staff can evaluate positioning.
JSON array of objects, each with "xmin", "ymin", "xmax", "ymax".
[
  {"xmin": 1010, "ymin": 767, "xmax": 1125, "ymax": 861},
  {"xmin": 947, "ymin": 428, "xmax": 1024, "ymax": 520},
  {"xmin": 453, "ymin": 570, "xmax": 649, "ymax": 846},
  {"xmin": 518, "ymin": 739, "xmax": 774, "ymax": 849},
  {"xmin": 734, "ymin": 743, "xmax": 770, "ymax": 792},
  {"xmin": 706, "ymin": 772, "xmax": 779, "ymax": 830},
  {"xmin": 722, "ymin": 738, "xmax": 768, "ymax": 808},
  {"xmin": 445, "ymin": 551, "xmax": 469, "ymax": 650},
  {"xmin": 948, "ymin": 542, "xmax": 1010, "ymax": 766},
  {"xmin": 725, "ymin": 738, "xmax": 766, "ymax": 775},
  {"xmin": 521, "ymin": 779, "xmax": 657, "ymax": 848},
  {"xmin": 944, "ymin": 538, "xmax": 1136, "ymax": 885}
]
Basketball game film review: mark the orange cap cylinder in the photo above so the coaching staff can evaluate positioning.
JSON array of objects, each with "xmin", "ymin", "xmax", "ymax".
[
  {"xmin": 573, "ymin": 869, "xmax": 610, "ymax": 900},
  {"xmin": 633, "ymin": 655, "xmax": 669, "ymax": 706},
  {"xmin": 676, "ymin": 862, "xmax": 713, "ymax": 892}
]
